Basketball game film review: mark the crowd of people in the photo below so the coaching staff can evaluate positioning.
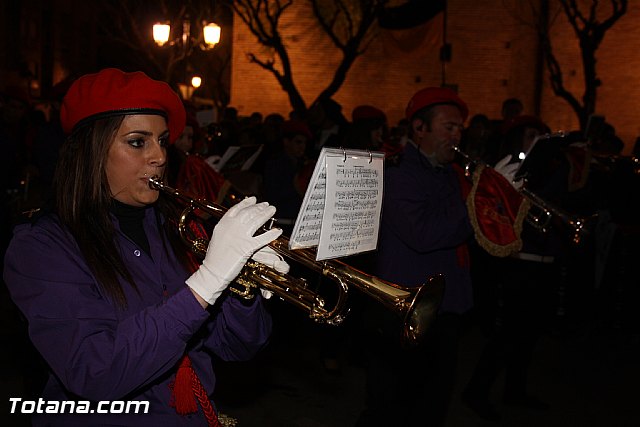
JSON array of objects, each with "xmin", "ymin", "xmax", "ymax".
[{"xmin": 1, "ymin": 68, "xmax": 638, "ymax": 426}]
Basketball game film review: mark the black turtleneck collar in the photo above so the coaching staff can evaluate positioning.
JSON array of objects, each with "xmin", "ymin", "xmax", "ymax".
[{"xmin": 110, "ymin": 199, "xmax": 151, "ymax": 256}]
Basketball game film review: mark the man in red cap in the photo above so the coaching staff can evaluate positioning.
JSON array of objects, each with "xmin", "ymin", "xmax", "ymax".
[{"xmin": 356, "ymin": 87, "xmax": 474, "ymax": 427}]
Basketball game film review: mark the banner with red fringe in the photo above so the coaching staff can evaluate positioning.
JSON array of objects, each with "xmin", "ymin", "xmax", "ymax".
[{"xmin": 467, "ymin": 165, "xmax": 530, "ymax": 257}]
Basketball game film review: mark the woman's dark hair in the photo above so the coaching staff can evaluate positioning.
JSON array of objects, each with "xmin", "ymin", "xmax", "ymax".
[
  {"xmin": 53, "ymin": 116, "xmax": 190, "ymax": 308},
  {"xmin": 54, "ymin": 116, "xmax": 135, "ymax": 307}
]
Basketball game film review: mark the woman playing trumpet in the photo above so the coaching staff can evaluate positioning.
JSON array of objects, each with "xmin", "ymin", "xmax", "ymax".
[{"xmin": 3, "ymin": 68, "xmax": 288, "ymax": 426}]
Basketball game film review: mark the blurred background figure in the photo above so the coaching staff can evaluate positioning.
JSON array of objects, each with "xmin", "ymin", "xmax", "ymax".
[
  {"xmin": 502, "ymin": 97, "xmax": 524, "ymax": 122},
  {"xmin": 168, "ymin": 110, "xmax": 226, "ymax": 203},
  {"xmin": 167, "ymin": 110, "xmax": 197, "ymax": 187},
  {"xmin": 0, "ymin": 86, "xmax": 31, "ymax": 189},
  {"xmin": 262, "ymin": 119, "xmax": 313, "ymax": 235},
  {"xmin": 238, "ymin": 111, "xmax": 264, "ymax": 146},
  {"xmin": 589, "ymin": 121, "xmax": 624, "ymax": 156},
  {"xmin": 488, "ymin": 97, "xmax": 525, "ymax": 152},
  {"xmin": 459, "ymin": 113, "xmax": 495, "ymax": 163},
  {"xmin": 248, "ymin": 112, "xmax": 285, "ymax": 176},
  {"xmin": 344, "ymin": 105, "xmax": 388, "ymax": 152},
  {"xmin": 463, "ymin": 114, "xmax": 563, "ymax": 422},
  {"xmin": 497, "ymin": 114, "xmax": 550, "ymax": 166},
  {"xmin": 306, "ymin": 97, "xmax": 349, "ymax": 157}
]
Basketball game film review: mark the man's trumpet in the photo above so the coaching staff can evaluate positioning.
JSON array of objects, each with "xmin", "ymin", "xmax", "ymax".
[
  {"xmin": 149, "ymin": 177, "xmax": 445, "ymax": 347},
  {"xmin": 453, "ymin": 140, "xmax": 595, "ymax": 245}
]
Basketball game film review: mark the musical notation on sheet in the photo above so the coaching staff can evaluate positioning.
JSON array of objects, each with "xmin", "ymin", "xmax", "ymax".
[
  {"xmin": 289, "ymin": 148, "xmax": 384, "ymax": 260},
  {"xmin": 316, "ymin": 155, "xmax": 384, "ymax": 260},
  {"xmin": 289, "ymin": 160, "xmax": 327, "ymax": 249}
]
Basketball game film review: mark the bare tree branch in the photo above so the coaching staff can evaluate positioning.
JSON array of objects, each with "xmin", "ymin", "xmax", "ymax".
[
  {"xmin": 312, "ymin": 0, "xmax": 387, "ymax": 102},
  {"xmin": 229, "ymin": 0, "xmax": 388, "ymax": 116},
  {"xmin": 229, "ymin": 0, "xmax": 304, "ymax": 112},
  {"xmin": 510, "ymin": 0, "xmax": 627, "ymax": 129},
  {"xmin": 98, "ymin": 0, "xmax": 167, "ymax": 78}
]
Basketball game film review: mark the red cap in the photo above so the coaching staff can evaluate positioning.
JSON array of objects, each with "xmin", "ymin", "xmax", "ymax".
[
  {"xmin": 281, "ymin": 119, "xmax": 312, "ymax": 139},
  {"xmin": 352, "ymin": 105, "xmax": 386, "ymax": 122},
  {"xmin": 501, "ymin": 114, "xmax": 549, "ymax": 135},
  {"xmin": 405, "ymin": 87, "xmax": 468, "ymax": 121},
  {"xmin": 60, "ymin": 68, "xmax": 186, "ymax": 143}
]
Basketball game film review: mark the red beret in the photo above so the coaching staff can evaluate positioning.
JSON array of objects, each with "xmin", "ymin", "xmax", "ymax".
[
  {"xmin": 352, "ymin": 105, "xmax": 387, "ymax": 122},
  {"xmin": 281, "ymin": 119, "xmax": 312, "ymax": 139},
  {"xmin": 60, "ymin": 68, "xmax": 186, "ymax": 143},
  {"xmin": 405, "ymin": 87, "xmax": 468, "ymax": 121},
  {"xmin": 501, "ymin": 114, "xmax": 549, "ymax": 135}
]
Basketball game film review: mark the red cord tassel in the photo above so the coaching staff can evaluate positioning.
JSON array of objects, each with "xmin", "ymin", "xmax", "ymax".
[{"xmin": 171, "ymin": 355, "xmax": 198, "ymax": 415}]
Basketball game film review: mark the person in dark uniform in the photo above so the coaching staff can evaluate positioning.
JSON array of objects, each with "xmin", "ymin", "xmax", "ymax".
[
  {"xmin": 355, "ymin": 87, "xmax": 474, "ymax": 427},
  {"xmin": 462, "ymin": 115, "xmax": 561, "ymax": 421}
]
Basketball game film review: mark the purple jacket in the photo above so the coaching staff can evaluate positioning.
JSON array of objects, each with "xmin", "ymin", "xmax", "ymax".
[
  {"xmin": 375, "ymin": 142, "xmax": 474, "ymax": 314},
  {"xmin": 3, "ymin": 208, "xmax": 272, "ymax": 426}
]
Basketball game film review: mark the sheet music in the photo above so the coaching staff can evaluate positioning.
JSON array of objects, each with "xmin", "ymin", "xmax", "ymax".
[
  {"xmin": 289, "ymin": 153, "xmax": 328, "ymax": 249},
  {"xmin": 290, "ymin": 148, "xmax": 384, "ymax": 259},
  {"xmin": 316, "ymin": 154, "xmax": 384, "ymax": 260}
]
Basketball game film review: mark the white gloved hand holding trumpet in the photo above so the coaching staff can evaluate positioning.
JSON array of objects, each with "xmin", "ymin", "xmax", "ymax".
[
  {"xmin": 493, "ymin": 155, "xmax": 524, "ymax": 191},
  {"xmin": 186, "ymin": 196, "xmax": 289, "ymax": 306}
]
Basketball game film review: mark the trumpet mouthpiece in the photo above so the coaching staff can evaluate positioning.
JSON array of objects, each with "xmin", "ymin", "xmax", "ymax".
[{"xmin": 148, "ymin": 176, "xmax": 162, "ymax": 190}]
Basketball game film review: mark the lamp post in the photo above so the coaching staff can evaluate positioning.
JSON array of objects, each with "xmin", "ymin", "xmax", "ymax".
[
  {"xmin": 152, "ymin": 15, "xmax": 220, "ymax": 99},
  {"xmin": 152, "ymin": 17, "xmax": 221, "ymax": 50}
]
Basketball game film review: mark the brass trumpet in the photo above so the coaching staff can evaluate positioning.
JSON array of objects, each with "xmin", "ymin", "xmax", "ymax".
[
  {"xmin": 453, "ymin": 140, "xmax": 595, "ymax": 245},
  {"xmin": 149, "ymin": 177, "xmax": 444, "ymax": 347},
  {"xmin": 519, "ymin": 187, "xmax": 594, "ymax": 245}
]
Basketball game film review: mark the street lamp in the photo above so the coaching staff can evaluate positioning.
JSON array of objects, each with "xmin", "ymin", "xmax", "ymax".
[
  {"xmin": 152, "ymin": 15, "xmax": 219, "ymax": 101},
  {"xmin": 191, "ymin": 76, "xmax": 202, "ymax": 88},
  {"xmin": 152, "ymin": 17, "xmax": 221, "ymax": 50},
  {"xmin": 203, "ymin": 23, "xmax": 221, "ymax": 47},
  {"xmin": 152, "ymin": 23, "xmax": 171, "ymax": 46}
]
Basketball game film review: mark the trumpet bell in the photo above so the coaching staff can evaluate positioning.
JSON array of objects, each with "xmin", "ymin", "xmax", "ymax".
[{"xmin": 402, "ymin": 274, "xmax": 445, "ymax": 345}]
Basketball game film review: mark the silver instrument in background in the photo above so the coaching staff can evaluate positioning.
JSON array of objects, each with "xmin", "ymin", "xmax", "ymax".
[{"xmin": 149, "ymin": 177, "xmax": 445, "ymax": 347}]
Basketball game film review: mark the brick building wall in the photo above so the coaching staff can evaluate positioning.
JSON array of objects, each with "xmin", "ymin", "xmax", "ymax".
[
  {"xmin": 542, "ymin": 1, "xmax": 640, "ymax": 151},
  {"xmin": 231, "ymin": 1, "xmax": 639, "ymax": 153},
  {"xmin": 446, "ymin": 0, "xmax": 540, "ymax": 120}
]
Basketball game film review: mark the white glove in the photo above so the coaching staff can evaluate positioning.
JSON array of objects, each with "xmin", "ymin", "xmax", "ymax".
[
  {"xmin": 252, "ymin": 246, "xmax": 290, "ymax": 300},
  {"xmin": 252, "ymin": 246, "xmax": 289, "ymax": 274},
  {"xmin": 494, "ymin": 155, "xmax": 523, "ymax": 191},
  {"xmin": 186, "ymin": 197, "xmax": 283, "ymax": 305}
]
